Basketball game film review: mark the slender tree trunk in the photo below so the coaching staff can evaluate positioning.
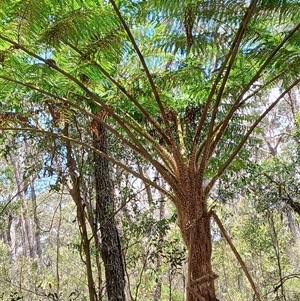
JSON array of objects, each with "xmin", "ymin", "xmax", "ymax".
[
  {"xmin": 79, "ymin": 202, "xmax": 97, "ymax": 301},
  {"xmin": 153, "ymin": 199, "xmax": 165, "ymax": 301},
  {"xmin": 7, "ymin": 212, "xmax": 18, "ymax": 262},
  {"xmin": 286, "ymin": 208, "xmax": 300, "ymax": 243},
  {"xmin": 94, "ymin": 231, "xmax": 103, "ymax": 298},
  {"xmin": 63, "ymin": 123, "xmax": 97, "ymax": 301},
  {"xmin": 11, "ymin": 156, "xmax": 37, "ymax": 258},
  {"xmin": 19, "ymin": 209, "xmax": 29, "ymax": 257},
  {"xmin": 55, "ymin": 203, "xmax": 62, "ymax": 299},
  {"xmin": 84, "ymin": 181, "xmax": 103, "ymax": 298},
  {"xmin": 268, "ymin": 212, "xmax": 286, "ymax": 301},
  {"xmin": 93, "ymin": 116, "xmax": 126, "ymax": 301},
  {"xmin": 30, "ymin": 180, "xmax": 42, "ymax": 261},
  {"xmin": 21, "ymin": 201, "xmax": 36, "ymax": 258}
]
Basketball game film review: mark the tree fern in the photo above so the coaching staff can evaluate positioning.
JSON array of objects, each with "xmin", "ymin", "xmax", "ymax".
[{"xmin": 0, "ymin": 1, "xmax": 299, "ymax": 300}]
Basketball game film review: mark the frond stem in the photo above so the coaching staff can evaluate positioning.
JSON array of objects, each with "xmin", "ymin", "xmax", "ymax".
[
  {"xmin": 0, "ymin": 35, "xmax": 176, "ymax": 184},
  {"xmin": 206, "ymin": 21, "xmax": 300, "ymax": 160},
  {"xmin": 206, "ymin": 77, "xmax": 300, "ymax": 193},
  {"xmin": 65, "ymin": 42, "xmax": 171, "ymax": 146},
  {"xmin": 195, "ymin": 0, "xmax": 259, "ymax": 182},
  {"xmin": 109, "ymin": 0, "xmax": 180, "ymax": 157},
  {"xmin": 190, "ymin": 0, "xmax": 259, "ymax": 165}
]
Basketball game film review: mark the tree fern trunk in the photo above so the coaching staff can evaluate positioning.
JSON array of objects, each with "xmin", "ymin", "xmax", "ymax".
[
  {"xmin": 176, "ymin": 184, "xmax": 218, "ymax": 301},
  {"xmin": 185, "ymin": 215, "xmax": 217, "ymax": 301}
]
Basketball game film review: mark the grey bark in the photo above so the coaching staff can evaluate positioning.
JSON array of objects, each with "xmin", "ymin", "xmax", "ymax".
[
  {"xmin": 30, "ymin": 180, "xmax": 42, "ymax": 261},
  {"xmin": 286, "ymin": 208, "xmax": 300, "ymax": 243},
  {"xmin": 11, "ymin": 157, "xmax": 36, "ymax": 258},
  {"xmin": 93, "ymin": 119, "xmax": 126, "ymax": 301},
  {"xmin": 7, "ymin": 212, "xmax": 18, "ymax": 262}
]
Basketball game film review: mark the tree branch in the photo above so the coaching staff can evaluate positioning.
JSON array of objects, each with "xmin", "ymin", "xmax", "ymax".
[
  {"xmin": 109, "ymin": 0, "xmax": 182, "ymax": 161},
  {"xmin": 206, "ymin": 22, "xmax": 300, "ymax": 161},
  {"xmin": 0, "ymin": 126, "xmax": 175, "ymax": 199},
  {"xmin": 190, "ymin": 0, "xmax": 259, "ymax": 163},
  {"xmin": 0, "ymin": 35, "xmax": 178, "ymax": 185}
]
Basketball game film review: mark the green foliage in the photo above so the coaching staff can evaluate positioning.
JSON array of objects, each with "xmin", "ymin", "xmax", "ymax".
[
  {"xmin": 212, "ymin": 200, "xmax": 300, "ymax": 300},
  {"xmin": 244, "ymin": 153, "xmax": 300, "ymax": 214},
  {"xmin": 293, "ymin": 113, "xmax": 300, "ymax": 147},
  {"xmin": 121, "ymin": 200, "xmax": 185, "ymax": 300},
  {"xmin": 0, "ymin": 1, "xmax": 300, "ymax": 301}
]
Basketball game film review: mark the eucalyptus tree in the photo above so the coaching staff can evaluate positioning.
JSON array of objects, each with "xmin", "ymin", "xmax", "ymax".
[{"xmin": 0, "ymin": 1, "xmax": 300, "ymax": 301}]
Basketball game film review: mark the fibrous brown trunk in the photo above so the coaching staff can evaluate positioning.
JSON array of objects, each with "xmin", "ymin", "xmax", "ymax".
[
  {"xmin": 186, "ymin": 218, "xmax": 217, "ymax": 301},
  {"xmin": 175, "ymin": 178, "xmax": 218, "ymax": 301},
  {"xmin": 93, "ymin": 116, "xmax": 126, "ymax": 301}
]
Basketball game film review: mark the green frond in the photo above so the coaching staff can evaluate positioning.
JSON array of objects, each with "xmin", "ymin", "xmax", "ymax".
[
  {"xmin": 134, "ymin": 0, "xmax": 247, "ymax": 56},
  {"xmin": 256, "ymin": 0, "xmax": 300, "ymax": 23},
  {"xmin": 41, "ymin": 7, "xmax": 119, "ymax": 45},
  {"xmin": 0, "ymin": 0, "xmax": 299, "ymax": 168}
]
